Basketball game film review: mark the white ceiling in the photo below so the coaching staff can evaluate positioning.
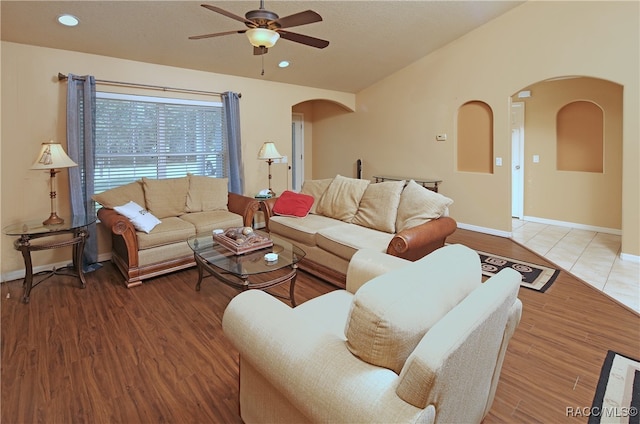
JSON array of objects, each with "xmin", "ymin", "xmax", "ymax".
[{"xmin": 1, "ymin": 1, "xmax": 524, "ymax": 93}]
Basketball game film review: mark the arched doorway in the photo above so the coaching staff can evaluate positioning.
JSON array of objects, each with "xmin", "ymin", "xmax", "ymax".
[{"xmin": 510, "ymin": 76, "xmax": 623, "ymax": 233}]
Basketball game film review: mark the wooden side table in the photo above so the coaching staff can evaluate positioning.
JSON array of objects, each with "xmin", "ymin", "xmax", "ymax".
[{"xmin": 3, "ymin": 215, "xmax": 95, "ymax": 303}]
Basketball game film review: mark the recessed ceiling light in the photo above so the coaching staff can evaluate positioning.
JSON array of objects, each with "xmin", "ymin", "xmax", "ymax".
[
  {"xmin": 57, "ymin": 14, "xmax": 79, "ymax": 27},
  {"xmin": 278, "ymin": 61, "xmax": 290, "ymax": 68}
]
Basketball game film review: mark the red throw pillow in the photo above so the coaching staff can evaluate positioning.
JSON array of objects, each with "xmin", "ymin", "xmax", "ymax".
[{"xmin": 272, "ymin": 190, "xmax": 315, "ymax": 218}]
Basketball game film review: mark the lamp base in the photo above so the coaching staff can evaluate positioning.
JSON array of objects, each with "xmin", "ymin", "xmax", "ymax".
[{"xmin": 43, "ymin": 213, "xmax": 64, "ymax": 226}]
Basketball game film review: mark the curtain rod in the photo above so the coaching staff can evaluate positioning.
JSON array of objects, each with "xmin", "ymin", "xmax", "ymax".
[{"xmin": 57, "ymin": 73, "xmax": 240, "ymax": 98}]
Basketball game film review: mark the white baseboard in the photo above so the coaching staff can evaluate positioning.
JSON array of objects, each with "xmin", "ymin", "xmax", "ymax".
[
  {"xmin": 1, "ymin": 252, "xmax": 112, "ymax": 283},
  {"xmin": 457, "ymin": 221, "xmax": 639, "ymax": 262},
  {"xmin": 620, "ymin": 252, "xmax": 640, "ymax": 263},
  {"xmin": 457, "ymin": 222, "xmax": 512, "ymax": 238},
  {"xmin": 522, "ymin": 216, "xmax": 622, "ymax": 236}
]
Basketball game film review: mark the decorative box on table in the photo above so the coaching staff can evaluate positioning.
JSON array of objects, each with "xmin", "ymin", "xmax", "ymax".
[{"xmin": 213, "ymin": 227, "xmax": 273, "ymax": 255}]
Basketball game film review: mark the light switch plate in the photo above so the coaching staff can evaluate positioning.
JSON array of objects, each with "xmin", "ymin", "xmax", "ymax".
[
  {"xmin": 533, "ymin": 155, "xmax": 540, "ymax": 163},
  {"xmin": 436, "ymin": 134, "xmax": 447, "ymax": 141}
]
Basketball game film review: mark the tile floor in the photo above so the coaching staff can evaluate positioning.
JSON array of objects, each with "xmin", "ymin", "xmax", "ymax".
[{"xmin": 511, "ymin": 219, "xmax": 639, "ymax": 313}]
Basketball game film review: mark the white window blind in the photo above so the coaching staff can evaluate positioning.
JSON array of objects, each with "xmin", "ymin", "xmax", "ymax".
[{"xmin": 94, "ymin": 92, "xmax": 227, "ymax": 195}]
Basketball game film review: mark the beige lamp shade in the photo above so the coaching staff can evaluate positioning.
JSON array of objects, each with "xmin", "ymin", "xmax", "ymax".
[
  {"xmin": 246, "ymin": 28, "xmax": 280, "ymax": 48},
  {"xmin": 31, "ymin": 140, "xmax": 78, "ymax": 170},
  {"xmin": 257, "ymin": 142, "xmax": 282, "ymax": 160}
]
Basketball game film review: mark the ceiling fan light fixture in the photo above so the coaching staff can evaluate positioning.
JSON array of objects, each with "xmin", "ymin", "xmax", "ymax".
[{"xmin": 246, "ymin": 28, "xmax": 280, "ymax": 48}]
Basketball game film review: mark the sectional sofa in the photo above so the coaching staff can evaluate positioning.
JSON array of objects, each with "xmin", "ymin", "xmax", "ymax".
[{"xmin": 261, "ymin": 175, "xmax": 457, "ymax": 288}]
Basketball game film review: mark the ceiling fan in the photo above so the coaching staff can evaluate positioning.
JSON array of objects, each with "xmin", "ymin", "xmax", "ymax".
[{"xmin": 189, "ymin": 1, "xmax": 330, "ymax": 56}]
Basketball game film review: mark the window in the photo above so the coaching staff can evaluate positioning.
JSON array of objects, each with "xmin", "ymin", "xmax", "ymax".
[{"xmin": 94, "ymin": 92, "xmax": 227, "ymax": 195}]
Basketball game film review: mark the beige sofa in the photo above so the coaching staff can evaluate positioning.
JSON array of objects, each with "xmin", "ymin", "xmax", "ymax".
[
  {"xmin": 94, "ymin": 175, "xmax": 259, "ymax": 287},
  {"xmin": 223, "ymin": 244, "xmax": 523, "ymax": 423},
  {"xmin": 261, "ymin": 175, "xmax": 457, "ymax": 288}
]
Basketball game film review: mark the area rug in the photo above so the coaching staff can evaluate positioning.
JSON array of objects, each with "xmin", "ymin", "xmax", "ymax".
[
  {"xmin": 589, "ymin": 350, "xmax": 640, "ymax": 424},
  {"xmin": 476, "ymin": 250, "xmax": 560, "ymax": 292}
]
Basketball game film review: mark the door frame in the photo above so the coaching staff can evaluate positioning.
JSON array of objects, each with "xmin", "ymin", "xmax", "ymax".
[
  {"xmin": 291, "ymin": 113, "xmax": 304, "ymax": 191},
  {"xmin": 511, "ymin": 101, "xmax": 525, "ymax": 220}
]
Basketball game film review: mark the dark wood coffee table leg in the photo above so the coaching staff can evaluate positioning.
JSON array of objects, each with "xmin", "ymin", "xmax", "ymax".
[
  {"xmin": 194, "ymin": 255, "xmax": 205, "ymax": 291},
  {"xmin": 289, "ymin": 264, "xmax": 298, "ymax": 307}
]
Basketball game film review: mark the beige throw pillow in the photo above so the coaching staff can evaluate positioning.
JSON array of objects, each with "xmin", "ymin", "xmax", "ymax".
[
  {"xmin": 299, "ymin": 178, "xmax": 333, "ymax": 214},
  {"xmin": 352, "ymin": 180, "xmax": 405, "ymax": 233},
  {"xmin": 315, "ymin": 175, "xmax": 370, "ymax": 222},
  {"xmin": 142, "ymin": 176, "xmax": 189, "ymax": 219},
  {"xmin": 395, "ymin": 180, "xmax": 453, "ymax": 232},
  {"xmin": 345, "ymin": 244, "xmax": 480, "ymax": 374},
  {"xmin": 186, "ymin": 175, "xmax": 229, "ymax": 212},
  {"xmin": 92, "ymin": 180, "xmax": 145, "ymax": 209}
]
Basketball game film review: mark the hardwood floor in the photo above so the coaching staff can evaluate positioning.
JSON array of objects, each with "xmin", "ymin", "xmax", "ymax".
[{"xmin": 2, "ymin": 228, "xmax": 638, "ymax": 423}]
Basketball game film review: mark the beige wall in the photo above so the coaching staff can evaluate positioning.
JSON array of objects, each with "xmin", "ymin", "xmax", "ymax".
[
  {"xmin": 311, "ymin": 1, "xmax": 639, "ymax": 257},
  {"xmin": 0, "ymin": 42, "xmax": 354, "ymax": 277},
  {"xmin": 515, "ymin": 77, "xmax": 622, "ymax": 230}
]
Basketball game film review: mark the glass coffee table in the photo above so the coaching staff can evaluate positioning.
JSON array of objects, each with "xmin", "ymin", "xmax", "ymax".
[{"xmin": 187, "ymin": 232, "xmax": 305, "ymax": 306}]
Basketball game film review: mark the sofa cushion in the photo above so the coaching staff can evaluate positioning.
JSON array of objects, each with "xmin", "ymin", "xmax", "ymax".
[
  {"xmin": 273, "ymin": 190, "xmax": 315, "ymax": 218},
  {"xmin": 352, "ymin": 180, "xmax": 405, "ymax": 233},
  {"xmin": 300, "ymin": 178, "xmax": 333, "ymax": 214},
  {"xmin": 142, "ymin": 176, "xmax": 190, "ymax": 219},
  {"xmin": 395, "ymin": 180, "xmax": 453, "ymax": 232},
  {"xmin": 92, "ymin": 180, "xmax": 145, "ymax": 209},
  {"xmin": 269, "ymin": 214, "xmax": 347, "ymax": 247},
  {"xmin": 316, "ymin": 224, "xmax": 395, "ymax": 261},
  {"xmin": 180, "ymin": 210, "xmax": 243, "ymax": 234},
  {"xmin": 136, "ymin": 216, "xmax": 196, "ymax": 250},
  {"xmin": 316, "ymin": 175, "xmax": 370, "ymax": 222},
  {"xmin": 345, "ymin": 244, "xmax": 480, "ymax": 374},
  {"xmin": 186, "ymin": 175, "xmax": 229, "ymax": 213},
  {"xmin": 113, "ymin": 201, "xmax": 161, "ymax": 234}
]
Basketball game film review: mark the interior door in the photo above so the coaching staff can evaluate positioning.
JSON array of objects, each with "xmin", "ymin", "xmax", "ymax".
[
  {"xmin": 291, "ymin": 113, "xmax": 304, "ymax": 191},
  {"xmin": 511, "ymin": 102, "xmax": 525, "ymax": 219}
]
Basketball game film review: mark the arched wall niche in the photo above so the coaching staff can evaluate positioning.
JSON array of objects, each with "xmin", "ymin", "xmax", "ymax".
[
  {"xmin": 510, "ymin": 76, "xmax": 623, "ymax": 231},
  {"xmin": 457, "ymin": 100, "xmax": 494, "ymax": 174},
  {"xmin": 556, "ymin": 100, "xmax": 604, "ymax": 173}
]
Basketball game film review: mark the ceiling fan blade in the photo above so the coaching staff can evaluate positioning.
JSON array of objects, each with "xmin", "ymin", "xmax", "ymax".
[
  {"xmin": 201, "ymin": 4, "xmax": 255, "ymax": 26},
  {"xmin": 278, "ymin": 30, "xmax": 329, "ymax": 49},
  {"xmin": 270, "ymin": 10, "xmax": 322, "ymax": 29},
  {"xmin": 253, "ymin": 46, "xmax": 268, "ymax": 56},
  {"xmin": 189, "ymin": 29, "xmax": 247, "ymax": 40}
]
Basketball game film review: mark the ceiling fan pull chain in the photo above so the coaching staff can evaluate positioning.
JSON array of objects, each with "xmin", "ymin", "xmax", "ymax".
[{"xmin": 261, "ymin": 51, "xmax": 265, "ymax": 75}]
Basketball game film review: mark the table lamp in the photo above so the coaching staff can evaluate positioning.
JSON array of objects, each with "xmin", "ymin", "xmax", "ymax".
[
  {"xmin": 30, "ymin": 140, "xmax": 78, "ymax": 225},
  {"xmin": 257, "ymin": 142, "xmax": 282, "ymax": 196}
]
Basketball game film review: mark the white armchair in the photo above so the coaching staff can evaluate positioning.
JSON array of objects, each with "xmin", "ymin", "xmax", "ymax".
[{"xmin": 222, "ymin": 244, "xmax": 522, "ymax": 424}]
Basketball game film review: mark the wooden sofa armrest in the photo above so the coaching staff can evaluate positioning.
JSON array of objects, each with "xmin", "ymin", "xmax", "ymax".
[
  {"xmin": 259, "ymin": 197, "xmax": 278, "ymax": 231},
  {"xmin": 227, "ymin": 193, "xmax": 261, "ymax": 227},
  {"xmin": 97, "ymin": 207, "xmax": 140, "ymax": 267},
  {"xmin": 387, "ymin": 216, "xmax": 457, "ymax": 261}
]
